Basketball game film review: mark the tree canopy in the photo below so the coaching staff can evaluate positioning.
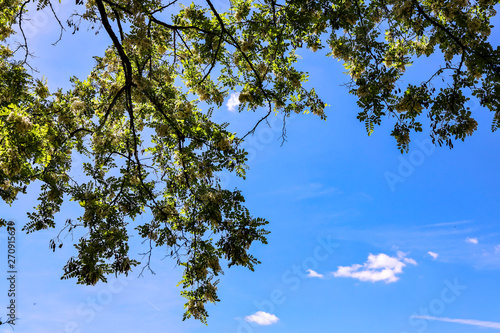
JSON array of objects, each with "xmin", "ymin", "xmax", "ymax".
[{"xmin": 0, "ymin": 0, "xmax": 499, "ymax": 323}]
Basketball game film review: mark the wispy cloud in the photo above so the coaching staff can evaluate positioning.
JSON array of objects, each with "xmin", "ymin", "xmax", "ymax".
[
  {"xmin": 144, "ymin": 299, "xmax": 161, "ymax": 311},
  {"xmin": 226, "ymin": 92, "xmax": 240, "ymax": 112},
  {"xmin": 495, "ymin": 245, "xmax": 500, "ymax": 254},
  {"xmin": 327, "ymin": 221, "xmax": 500, "ymax": 269},
  {"xmin": 422, "ymin": 220, "xmax": 472, "ymax": 228},
  {"xmin": 466, "ymin": 237, "xmax": 478, "ymax": 244},
  {"xmin": 428, "ymin": 251, "xmax": 439, "ymax": 259},
  {"xmin": 333, "ymin": 251, "xmax": 417, "ymax": 283},
  {"xmin": 244, "ymin": 311, "xmax": 279, "ymax": 326},
  {"xmin": 411, "ymin": 315, "xmax": 500, "ymax": 329},
  {"xmin": 269, "ymin": 182, "xmax": 342, "ymax": 201},
  {"xmin": 306, "ymin": 269, "xmax": 324, "ymax": 278}
]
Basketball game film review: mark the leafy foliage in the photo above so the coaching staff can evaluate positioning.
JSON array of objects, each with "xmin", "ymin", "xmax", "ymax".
[
  {"xmin": 0, "ymin": 0, "xmax": 499, "ymax": 323},
  {"xmin": 287, "ymin": 0, "xmax": 499, "ymax": 150}
]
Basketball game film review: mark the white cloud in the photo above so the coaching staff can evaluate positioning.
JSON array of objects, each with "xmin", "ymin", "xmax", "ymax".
[
  {"xmin": 411, "ymin": 315, "xmax": 500, "ymax": 329},
  {"xmin": 428, "ymin": 251, "xmax": 439, "ymax": 259},
  {"xmin": 226, "ymin": 92, "xmax": 240, "ymax": 112},
  {"xmin": 244, "ymin": 311, "xmax": 279, "ymax": 326},
  {"xmin": 403, "ymin": 257, "xmax": 417, "ymax": 265},
  {"xmin": 333, "ymin": 251, "xmax": 417, "ymax": 283},
  {"xmin": 466, "ymin": 237, "xmax": 478, "ymax": 244},
  {"xmin": 495, "ymin": 245, "xmax": 500, "ymax": 254},
  {"xmin": 306, "ymin": 269, "xmax": 324, "ymax": 278}
]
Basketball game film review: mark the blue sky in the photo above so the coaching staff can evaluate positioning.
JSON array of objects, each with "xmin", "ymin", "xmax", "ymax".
[{"xmin": 1, "ymin": 1, "xmax": 500, "ymax": 333}]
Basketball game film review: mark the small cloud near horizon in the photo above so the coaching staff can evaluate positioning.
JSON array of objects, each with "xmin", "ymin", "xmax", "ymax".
[
  {"xmin": 466, "ymin": 237, "xmax": 478, "ymax": 244},
  {"xmin": 306, "ymin": 269, "xmax": 324, "ymax": 278},
  {"xmin": 333, "ymin": 251, "xmax": 417, "ymax": 283},
  {"xmin": 428, "ymin": 251, "xmax": 439, "ymax": 259},
  {"xmin": 244, "ymin": 311, "xmax": 279, "ymax": 326}
]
